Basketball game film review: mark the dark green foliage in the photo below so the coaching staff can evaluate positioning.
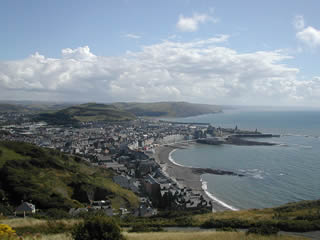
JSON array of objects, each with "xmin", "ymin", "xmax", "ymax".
[
  {"xmin": 201, "ymin": 218, "xmax": 251, "ymax": 229},
  {"xmin": 216, "ymin": 227, "xmax": 238, "ymax": 232},
  {"xmin": 35, "ymin": 112, "xmax": 80, "ymax": 126},
  {"xmin": 129, "ymin": 224, "xmax": 164, "ymax": 232},
  {"xmin": 45, "ymin": 208, "xmax": 71, "ymax": 219},
  {"xmin": 72, "ymin": 216, "xmax": 124, "ymax": 240},
  {"xmin": 246, "ymin": 224, "xmax": 279, "ymax": 236},
  {"xmin": 277, "ymin": 219, "xmax": 320, "ymax": 232}
]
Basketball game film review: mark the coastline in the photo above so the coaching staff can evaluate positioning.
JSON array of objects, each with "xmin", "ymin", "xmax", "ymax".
[{"xmin": 153, "ymin": 143, "xmax": 237, "ymax": 212}]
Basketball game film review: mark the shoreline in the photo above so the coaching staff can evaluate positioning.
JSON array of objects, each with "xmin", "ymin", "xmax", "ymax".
[{"xmin": 154, "ymin": 143, "xmax": 237, "ymax": 212}]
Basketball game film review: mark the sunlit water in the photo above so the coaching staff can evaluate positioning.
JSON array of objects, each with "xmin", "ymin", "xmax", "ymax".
[{"xmin": 170, "ymin": 108, "xmax": 320, "ymax": 209}]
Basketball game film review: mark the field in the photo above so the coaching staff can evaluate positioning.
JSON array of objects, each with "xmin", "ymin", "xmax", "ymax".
[{"xmin": 0, "ymin": 218, "xmax": 310, "ymax": 240}]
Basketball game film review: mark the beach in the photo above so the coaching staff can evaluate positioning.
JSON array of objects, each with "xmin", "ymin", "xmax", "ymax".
[{"xmin": 153, "ymin": 143, "xmax": 233, "ymax": 212}]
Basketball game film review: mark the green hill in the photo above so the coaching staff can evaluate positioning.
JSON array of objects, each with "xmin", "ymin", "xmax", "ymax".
[
  {"xmin": 0, "ymin": 104, "xmax": 29, "ymax": 113},
  {"xmin": 0, "ymin": 141, "xmax": 139, "ymax": 211},
  {"xmin": 0, "ymin": 102, "xmax": 74, "ymax": 113},
  {"xmin": 34, "ymin": 101, "xmax": 221, "ymax": 124},
  {"xmin": 35, "ymin": 102, "xmax": 136, "ymax": 124},
  {"xmin": 112, "ymin": 101, "xmax": 222, "ymax": 117}
]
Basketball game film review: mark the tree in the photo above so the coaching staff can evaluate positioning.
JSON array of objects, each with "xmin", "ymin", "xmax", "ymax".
[{"xmin": 72, "ymin": 216, "xmax": 124, "ymax": 240}]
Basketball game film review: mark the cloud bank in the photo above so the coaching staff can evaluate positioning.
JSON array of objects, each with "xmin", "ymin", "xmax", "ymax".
[{"xmin": 0, "ymin": 36, "xmax": 319, "ymax": 106}]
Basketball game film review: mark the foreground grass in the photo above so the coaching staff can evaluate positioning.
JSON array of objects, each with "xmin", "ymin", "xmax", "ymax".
[
  {"xmin": 0, "ymin": 231, "xmax": 309, "ymax": 240},
  {"xmin": 124, "ymin": 231, "xmax": 308, "ymax": 240}
]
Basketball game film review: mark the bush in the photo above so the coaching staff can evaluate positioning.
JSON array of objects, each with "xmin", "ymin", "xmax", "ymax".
[
  {"xmin": 216, "ymin": 227, "xmax": 238, "ymax": 232},
  {"xmin": 129, "ymin": 224, "xmax": 164, "ymax": 232},
  {"xmin": 72, "ymin": 216, "xmax": 124, "ymax": 240},
  {"xmin": 246, "ymin": 224, "xmax": 279, "ymax": 236},
  {"xmin": 0, "ymin": 224, "xmax": 16, "ymax": 239},
  {"xmin": 201, "ymin": 218, "xmax": 251, "ymax": 229}
]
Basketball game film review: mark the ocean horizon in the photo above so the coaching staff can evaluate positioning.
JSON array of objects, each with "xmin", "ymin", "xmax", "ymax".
[{"xmin": 169, "ymin": 108, "xmax": 320, "ymax": 210}]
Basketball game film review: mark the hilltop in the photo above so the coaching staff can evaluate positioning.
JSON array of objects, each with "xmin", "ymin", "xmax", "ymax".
[
  {"xmin": 34, "ymin": 102, "xmax": 136, "ymax": 125},
  {"xmin": 0, "ymin": 141, "xmax": 139, "ymax": 212},
  {"xmin": 112, "ymin": 101, "xmax": 222, "ymax": 117},
  {"xmin": 30, "ymin": 101, "xmax": 222, "ymax": 124}
]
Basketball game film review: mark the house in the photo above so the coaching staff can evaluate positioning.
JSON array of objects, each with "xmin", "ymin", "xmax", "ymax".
[{"xmin": 15, "ymin": 202, "xmax": 36, "ymax": 216}]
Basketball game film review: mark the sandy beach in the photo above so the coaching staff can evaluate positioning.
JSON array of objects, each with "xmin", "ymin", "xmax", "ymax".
[{"xmin": 154, "ymin": 143, "xmax": 231, "ymax": 212}]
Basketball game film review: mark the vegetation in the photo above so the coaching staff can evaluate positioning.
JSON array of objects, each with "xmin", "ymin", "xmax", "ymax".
[
  {"xmin": 72, "ymin": 216, "xmax": 124, "ymax": 240},
  {"xmin": 246, "ymin": 224, "xmax": 279, "ymax": 236},
  {"xmin": 3, "ymin": 101, "xmax": 222, "ymax": 124},
  {"xmin": 35, "ymin": 103, "xmax": 136, "ymax": 124},
  {"xmin": 113, "ymin": 101, "xmax": 222, "ymax": 117},
  {"xmin": 197, "ymin": 200, "xmax": 320, "ymax": 232},
  {"xmin": 0, "ymin": 102, "xmax": 73, "ymax": 113},
  {"xmin": 0, "ymin": 141, "xmax": 139, "ymax": 211},
  {"xmin": 0, "ymin": 224, "xmax": 16, "ymax": 237},
  {"xmin": 123, "ymin": 231, "xmax": 307, "ymax": 240}
]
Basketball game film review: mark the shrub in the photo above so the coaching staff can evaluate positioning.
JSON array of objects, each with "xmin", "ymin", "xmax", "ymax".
[
  {"xmin": 129, "ymin": 224, "xmax": 164, "ymax": 232},
  {"xmin": 216, "ymin": 227, "xmax": 238, "ymax": 232},
  {"xmin": 201, "ymin": 217, "xmax": 251, "ymax": 229},
  {"xmin": 72, "ymin": 216, "xmax": 124, "ymax": 240},
  {"xmin": 0, "ymin": 224, "xmax": 16, "ymax": 239},
  {"xmin": 246, "ymin": 224, "xmax": 279, "ymax": 236}
]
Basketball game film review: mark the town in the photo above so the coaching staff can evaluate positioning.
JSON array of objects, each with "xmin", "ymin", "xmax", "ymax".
[{"xmin": 0, "ymin": 111, "xmax": 266, "ymax": 217}]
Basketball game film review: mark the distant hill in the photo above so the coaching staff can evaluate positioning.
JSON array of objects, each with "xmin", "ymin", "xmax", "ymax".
[
  {"xmin": 0, "ymin": 102, "xmax": 73, "ymax": 113},
  {"xmin": 0, "ymin": 141, "xmax": 139, "ymax": 210},
  {"xmin": 2, "ymin": 101, "xmax": 222, "ymax": 124},
  {"xmin": 0, "ymin": 104, "xmax": 29, "ymax": 113},
  {"xmin": 35, "ymin": 103, "xmax": 136, "ymax": 124},
  {"xmin": 112, "ymin": 101, "xmax": 222, "ymax": 117}
]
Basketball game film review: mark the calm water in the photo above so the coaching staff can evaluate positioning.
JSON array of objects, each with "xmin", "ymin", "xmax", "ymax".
[{"xmin": 171, "ymin": 108, "xmax": 320, "ymax": 209}]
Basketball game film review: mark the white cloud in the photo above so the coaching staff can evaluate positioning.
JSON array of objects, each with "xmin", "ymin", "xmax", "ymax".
[
  {"xmin": 176, "ymin": 13, "xmax": 217, "ymax": 32},
  {"xmin": 0, "ymin": 38, "xmax": 319, "ymax": 106},
  {"xmin": 124, "ymin": 33, "xmax": 141, "ymax": 39},
  {"xmin": 295, "ymin": 16, "xmax": 320, "ymax": 48},
  {"xmin": 296, "ymin": 26, "xmax": 320, "ymax": 47}
]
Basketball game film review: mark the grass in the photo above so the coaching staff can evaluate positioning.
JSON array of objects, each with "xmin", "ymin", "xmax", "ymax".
[
  {"xmin": 123, "ymin": 231, "xmax": 308, "ymax": 240},
  {"xmin": 0, "ymin": 145, "xmax": 27, "ymax": 168},
  {"xmin": 0, "ymin": 218, "xmax": 311, "ymax": 240},
  {"xmin": 0, "ymin": 141, "xmax": 140, "ymax": 210},
  {"xmin": 193, "ymin": 200, "xmax": 320, "ymax": 226},
  {"xmin": 1, "ymin": 232, "xmax": 309, "ymax": 240}
]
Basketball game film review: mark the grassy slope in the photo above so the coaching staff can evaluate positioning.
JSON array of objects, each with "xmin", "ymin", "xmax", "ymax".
[
  {"xmin": 0, "ymin": 141, "xmax": 139, "ymax": 210},
  {"xmin": 194, "ymin": 200, "xmax": 320, "ymax": 223},
  {"xmin": 0, "ymin": 102, "xmax": 73, "ymax": 114},
  {"xmin": 192, "ymin": 200, "xmax": 320, "ymax": 232},
  {"xmin": 113, "ymin": 101, "xmax": 222, "ymax": 117},
  {"xmin": 36, "ymin": 103, "xmax": 136, "ymax": 123}
]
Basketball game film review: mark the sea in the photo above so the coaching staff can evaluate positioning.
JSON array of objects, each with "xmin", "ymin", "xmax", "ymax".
[{"xmin": 169, "ymin": 107, "xmax": 320, "ymax": 210}]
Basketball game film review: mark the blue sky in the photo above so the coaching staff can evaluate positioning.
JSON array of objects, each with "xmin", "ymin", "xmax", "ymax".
[{"xmin": 1, "ymin": 0, "xmax": 320, "ymax": 106}]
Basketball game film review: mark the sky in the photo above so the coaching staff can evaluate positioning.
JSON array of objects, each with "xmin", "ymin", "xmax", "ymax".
[{"xmin": 1, "ymin": 0, "xmax": 320, "ymax": 106}]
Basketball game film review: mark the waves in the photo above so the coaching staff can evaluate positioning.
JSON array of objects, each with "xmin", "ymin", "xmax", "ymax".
[
  {"xmin": 168, "ymin": 149, "xmax": 187, "ymax": 167},
  {"xmin": 238, "ymin": 169, "xmax": 265, "ymax": 179},
  {"xmin": 168, "ymin": 148, "xmax": 239, "ymax": 211},
  {"xmin": 282, "ymin": 133, "xmax": 320, "ymax": 139},
  {"xmin": 201, "ymin": 179, "xmax": 239, "ymax": 211}
]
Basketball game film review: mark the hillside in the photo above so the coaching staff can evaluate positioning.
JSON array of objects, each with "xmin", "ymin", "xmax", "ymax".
[
  {"xmin": 113, "ymin": 101, "xmax": 222, "ymax": 117},
  {"xmin": 0, "ymin": 102, "xmax": 73, "ymax": 113},
  {"xmin": 0, "ymin": 141, "xmax": 139, "ymax": 211},
  {"xmin": 0, "ymin": 104, "xmax": 29, "ymax": 113},
  {"xmin": 35, "ymin": 102, "xmax": 136, "ymax": 124}
]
